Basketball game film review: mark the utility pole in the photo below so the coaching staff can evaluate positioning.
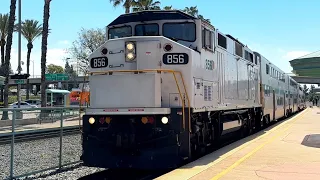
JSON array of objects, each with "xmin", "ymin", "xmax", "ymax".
[{"xmin": 17, "ymin": 0, "xmax": 22, "ymax": 108}]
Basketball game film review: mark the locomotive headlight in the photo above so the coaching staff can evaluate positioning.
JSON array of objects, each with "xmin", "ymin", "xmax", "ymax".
[
  {"xmin": 127, "ymin": 53, "xmax": 135, "ymax": 61},
  {"xmin": 88, "ymin": 117, "xmax": 95, "ymax": 124},
  {"xmin": 161, "ymin": 117, "xmax": 169, "ymax": 124},
  {"xmin": 125, "ymin": 41, "xmax": 136, "ymax": 62},
  {"xmin": 126, "ymin": 43, "xmax": 134, "ymax": 51}
]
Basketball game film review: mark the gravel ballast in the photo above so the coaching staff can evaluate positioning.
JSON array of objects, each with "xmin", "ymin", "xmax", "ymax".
[{"xmin": 0, "ymin": 134, "xmax": 105, "ymax": 180}]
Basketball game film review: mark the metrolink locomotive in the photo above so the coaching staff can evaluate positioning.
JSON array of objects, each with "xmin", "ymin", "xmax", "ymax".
[{"xmin": 81, "ymin": 10, "xmax": 306, "ymax": 169}]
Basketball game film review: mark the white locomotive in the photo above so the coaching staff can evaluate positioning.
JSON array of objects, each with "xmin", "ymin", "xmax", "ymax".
[{"xmin": 81, "ymin": 10, "xmax": 305, "ymax": 169}]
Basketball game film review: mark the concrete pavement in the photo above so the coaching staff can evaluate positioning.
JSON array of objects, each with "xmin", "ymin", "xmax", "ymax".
[{"xmin": 157, "ymin": 107, "xmax": 320, "ymax": 180}]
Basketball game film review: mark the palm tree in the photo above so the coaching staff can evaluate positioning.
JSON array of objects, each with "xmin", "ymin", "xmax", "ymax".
[
  {"xmin": 163, "ymin": 5, "xmax": 173, "ymax": 10},
  {"xmin": 2, "ymin": 0, "xmax": 17, "ymax": 120},
  {"xmin": 132, "ymin": 0, "xmax": 161, "ymax": 12},
  {"xmin": 0, "ymin": 13, "xmax": 9, "ymax": 65},
  {"xmin": 0, "ymin": 13, "xmax": 9, "ymax": 103},
  {"xmin": 182, "ymin": 6, "xmax": 198, "ymax": 17},
  {"xmin": 182, "ymin": 6, "xmax": 211, "ymax": 23},
  {"xmin": 198, "ymin": 14, "xmax": 211, "ymax": 23},
  {"xmin": 40, "ymin": 0, "xmax": 51, "ymax": 108},
  {"xmin": 110, "ymin": 0, "xmax": 133, "ymax": 14},
  {"xmin": 20, "ymin": 19, "xmax": 42, "ymax": 100}
]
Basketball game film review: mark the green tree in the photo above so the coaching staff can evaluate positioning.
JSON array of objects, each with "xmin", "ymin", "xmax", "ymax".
[
  {"xmin": 40, "ymin": 0, "xmax": 52, "ymax": 108},
  {"xmin": 163, "ymin": 5, "xmax": 173, "ymax": 10},
  {"xmin": 0, "ymin": 13, "xmax": 9, "ymax": 103},
  {"xmin": 110, "ymin": 0, "xmax": 134, "ymax": 14},
  {"xmin": 69, "ymin": 28, "xmax": 105, "ymax": 75},
  {"xmin": 182, "ymin": 6, "xmax": 198, "ymax": 16},
  {"xmin": 308, "ymin": 85, "xmax": 316, "ymax": 102},
  {"xmin": 0, "ymin": 13, "xmax": 9, "ymax": 65},
  {"xmin": 0, "ymin": 13, "xmax": 14, "ymax": 102},
  {"xmin": 132, "ymin": 0, "xmax": 161, "ymax": 12},
  {"xmin": 2, "ymin": 0, "xmax": 17, "ymax": 120},
  {"xmin": 303, "ymin": 84, "xmax": 309, "ymax": 96},
  {"xmin": 198, "ymin": 14, "xmax": 211, "ymax": 23},
  {"xmin": 64, "ymin": 61, "xmax": 77, "ymax": 90},
  {"xmin": 46, "ymin": 64, "xmax": 64, "ymax": 74},
  {"xmin": 182, "ymin": 6, "xmax": 211, "ymax": 23},
  {"xmin": 19, "ymin": 19, "xmax": 42, "ymax": 99}
]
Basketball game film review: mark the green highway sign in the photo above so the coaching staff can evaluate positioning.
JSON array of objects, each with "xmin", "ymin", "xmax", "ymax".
[
  {"xmin": 45, "ymin": 74, "xmax": 69, "ymax": 81},
  {"xmin": 15, "ymin": 79, "xmax": 25, "ymax": 84}
]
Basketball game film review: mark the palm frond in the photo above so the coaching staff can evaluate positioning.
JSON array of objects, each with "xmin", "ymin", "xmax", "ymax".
[
  {"xmin": 0, "ymin": 13, "xmax": 9, "ymax": 40},
  {"xmin": 19, "ymin": 19, "xmax": 43, "ymax": 42}
]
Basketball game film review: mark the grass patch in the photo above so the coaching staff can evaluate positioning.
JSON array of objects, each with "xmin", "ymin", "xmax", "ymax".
[
  {"xmin": 9, "ymin": 95, "xmax": 40, "ymax": 104},
  {"xmin": 2, "ymin": 95, "xmax": 40, "ymax": 104}
]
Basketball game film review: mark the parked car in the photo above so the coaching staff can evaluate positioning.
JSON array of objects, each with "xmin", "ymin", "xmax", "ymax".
[
  {"xmin": 25, "ymin": 99, "xmax": 41, "ymax": 106},
  {"xmin": 9, "ymin": 101, "xmax": 38, "ymax": 109}
]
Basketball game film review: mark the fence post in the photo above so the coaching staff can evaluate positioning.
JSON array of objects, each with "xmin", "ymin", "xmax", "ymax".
[
  {"xmin": 10, "ymin": 110, "xmax": 16, "ymax": 179},
  {"xmin": 59, "ymin": 108, "xmax": 63, "ymax": 170}
]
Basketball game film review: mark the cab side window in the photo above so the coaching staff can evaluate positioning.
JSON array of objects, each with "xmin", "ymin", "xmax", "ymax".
[{"xmin": 202, "ymin": 26, "xmax": 214, "ymax": 51}]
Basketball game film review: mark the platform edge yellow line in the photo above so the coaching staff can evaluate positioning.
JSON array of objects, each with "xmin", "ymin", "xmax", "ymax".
[{"xmin": 210, "ymin": 108, "xmax": 309, "ymax": 180}]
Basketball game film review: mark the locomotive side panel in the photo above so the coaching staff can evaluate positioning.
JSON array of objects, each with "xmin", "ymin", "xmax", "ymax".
[
  {"xmin": 159, "ymin": 38, "xmax": 195, "ymax": 108},
  {"xmin": 217, "ymin": 32, "xmax": 260, "ymax": 110}
]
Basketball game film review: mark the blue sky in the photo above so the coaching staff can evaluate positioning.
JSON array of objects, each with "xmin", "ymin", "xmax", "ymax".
[{"xmin": 0, "ymin": 0, "xmax": 319, "ymax": 79}]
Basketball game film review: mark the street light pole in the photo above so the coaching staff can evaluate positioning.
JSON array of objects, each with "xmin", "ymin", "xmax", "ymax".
[
  {"xmin": 31, "ymin": 59, "xmax": 34, "ymax": 78},
  {"xmin": 17, "ymin": 0, "xmax": 22, "ymax": 108}
]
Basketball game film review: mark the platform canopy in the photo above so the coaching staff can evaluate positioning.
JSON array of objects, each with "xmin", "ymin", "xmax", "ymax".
[
  {"xmin": 45, "ymin": 89, "xmax": 70, "ymax": 94},
  {"xmin": 46, "ymin": 89, "xmax": 70, "ymax": 107},
  {"xmin": 290, "ymin": 50, "xmax": 320, "ymax": 77}
]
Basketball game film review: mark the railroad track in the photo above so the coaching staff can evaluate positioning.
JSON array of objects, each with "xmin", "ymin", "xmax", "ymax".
[{"xmin": 0, "ymin": 126, "xmax": 82, "ymax": 145}]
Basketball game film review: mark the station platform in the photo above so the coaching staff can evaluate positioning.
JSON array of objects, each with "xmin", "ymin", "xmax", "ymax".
[{"xmin": 156, "ymin": 107, "xmax": 320, "ymax": 180}]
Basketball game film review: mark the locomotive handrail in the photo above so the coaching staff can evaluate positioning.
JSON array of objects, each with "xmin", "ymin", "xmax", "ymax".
[{"xmin": 90, "ymin": 69, "xmax": 191, "ymax": 132}]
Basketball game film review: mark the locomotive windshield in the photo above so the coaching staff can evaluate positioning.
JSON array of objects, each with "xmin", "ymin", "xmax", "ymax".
[
  {"xmin": 108, "ymin": 25, "xmax": 132, "ymax": 39},
  {"xmin": 108, "ymin": 22, "xmax": 196, "ymax": 42},
  {"xmin": 135, "ymin": 24, "xmax": 159, "ymax": 36},
  {"xmin": 107, "ymin": 10, "xmax": 198, "ymax": 41},
  {"xmin": 163, "ymin": 22, "xmax": 196, "ymax": 42}
]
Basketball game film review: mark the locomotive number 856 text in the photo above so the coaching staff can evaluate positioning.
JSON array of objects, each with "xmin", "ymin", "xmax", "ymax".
[
  {"xmin": 90, "ymin": 57, "xmax": 108, "ymax": 68},
  {"xmin": 163, "ymin": 53, "xmax": 189, "ymax": 65}
]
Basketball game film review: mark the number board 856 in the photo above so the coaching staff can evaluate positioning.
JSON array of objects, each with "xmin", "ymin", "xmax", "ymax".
[
  {"xmin": 163, "ymin": 53, "xmax": 189, "ymax": 65},
  {"xmin": 90, "ymin": 57, "xmax": 108, "ymax": 68}
]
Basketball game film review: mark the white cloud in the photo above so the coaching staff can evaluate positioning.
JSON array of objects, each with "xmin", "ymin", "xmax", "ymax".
[
  {"xmin": 10, "ymin": 48, "xmax": 69, "ymax": 77},
  {"xmin": 282, "ymin": 51, "xmax": 311, "ymax": 61},
  {"xmin": 58, "ymin": 40, "xmax": 70, "ymax": 45}
]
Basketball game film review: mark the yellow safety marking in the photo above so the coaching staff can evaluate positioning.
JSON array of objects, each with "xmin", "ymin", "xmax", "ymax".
[
  {"xmin": 157, "ymin": 109, "xmax": 309, "ymax": 180},
  {"xmin": 210, "ymin": 108, "xmax": 309, "ymax": 180}
]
